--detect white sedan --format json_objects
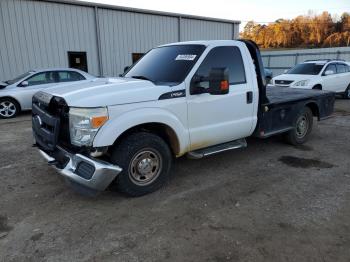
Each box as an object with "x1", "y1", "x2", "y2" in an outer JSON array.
[
  {"x1": 271, "y1": 60, "x2": 350, "y2": 99},
  {"x1": 0, "y1": 68, "x2": 95, "y2": 118}
]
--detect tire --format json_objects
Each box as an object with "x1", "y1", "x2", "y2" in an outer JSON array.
[
  {"x1": 285, "y1": 107, "x2": 313, "y2": 145},
  {"x1": 0, "y1": 98, "x2": 20, "y2": 119},
  {"x1": 343, "y1": 84, "x2": 350, "y2": 99},
  {"x1": 110, "y1": 132, "x2": 172, "y2": 197}
]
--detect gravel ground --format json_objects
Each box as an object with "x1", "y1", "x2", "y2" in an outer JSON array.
[{"x1": 0, "y1": 99, "x2": 349, "y2": 262}]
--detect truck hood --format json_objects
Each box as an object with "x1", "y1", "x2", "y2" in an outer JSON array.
[
  {"x1": 273, "y1": 74, "x2": 314, "y2": 82},
  {"x1": 45, "y1": 77, "x2": 169, "y2": 107}
]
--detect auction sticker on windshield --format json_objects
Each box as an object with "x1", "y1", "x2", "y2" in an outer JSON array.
[{"x1": 175, "y1": 54, "x2": 197, "y2": 61}]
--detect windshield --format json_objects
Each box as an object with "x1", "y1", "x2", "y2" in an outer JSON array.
[
  {"x1": 125, "y1": 45, "x2": 206, "y2": 85},
  {"x1": 287, "y1": 63, "x2": 324, "y2": 75},
  {"x1": 6, "y1": 71, "x2": 32, "y2": 85}
]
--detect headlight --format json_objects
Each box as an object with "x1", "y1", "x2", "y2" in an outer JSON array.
[
  {"x1": 293, "y1": 80, "x2": 310, "y2": 86},
  {"x1": 69, "y1": 107, "x2": 108, "y2": 146}
]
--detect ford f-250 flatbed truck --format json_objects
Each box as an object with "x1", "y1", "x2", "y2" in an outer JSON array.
[{"x1": 32, "y1": 40, "x2": 335, "y2": 196}]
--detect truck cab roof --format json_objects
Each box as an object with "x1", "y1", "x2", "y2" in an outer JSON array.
[{"x1": 160, "y1": 40, "x2": 244, "y2": 48}]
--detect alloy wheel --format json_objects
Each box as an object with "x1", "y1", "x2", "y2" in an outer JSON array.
[{"x1": 0, "y1": 101, "x2": 17, "y2": 118}]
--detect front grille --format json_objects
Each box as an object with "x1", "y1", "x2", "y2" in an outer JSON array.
[
  {"x1": 275, "y1": 80, "x2": 293, "y2": 85},
  {"x1": 49, "y1": 97, "x2": 71, "y2": 147},
  {"x1": 32, "y1": 103, "x2": 60, "y2": 151},
  {"x1": 32, "y1": 93, "x2": 70, "y2": 152}
]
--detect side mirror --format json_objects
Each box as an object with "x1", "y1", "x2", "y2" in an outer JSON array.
[
  {"x1": 324, "y1": 70, "x2": 335, "y2": 76},
  {"x1": 20, "y1": 81, "x2": 28, "y2": 87},
  {"x1": 124, "y1": 66, "x2": 130, "y2": 73},
  {"x1": 208, "y1": 68, "x2": 229, "y2": 95},
  {"x1": 283, "y1": 69, "x2": 288, "y2": 73}
]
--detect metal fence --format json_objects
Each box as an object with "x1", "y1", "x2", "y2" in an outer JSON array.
[{"x1": 261, "y1": 46, "x2": 350, "y2": 76}]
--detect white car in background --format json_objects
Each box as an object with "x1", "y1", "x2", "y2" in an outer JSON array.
[
  {"x1": 0, "y1": 68, "x2": 95, "y2": 118},
  {"x1": 271, "y1": 60, "x2": 350, "y2": 99}
]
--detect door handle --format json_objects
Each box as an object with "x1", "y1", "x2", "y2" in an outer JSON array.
[{"x1": 246, "y1": 91, "x2": 253, "y2": 104}]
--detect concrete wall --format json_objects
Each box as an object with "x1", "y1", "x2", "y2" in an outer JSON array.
[
  {"x1": 262, "y1": 46, "x2": 350, "y2": 76},
  {"x1": 0, "y1": 0, "x2": 240, "y2": 80}
]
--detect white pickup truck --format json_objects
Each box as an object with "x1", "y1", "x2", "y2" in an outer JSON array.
[{"x1": 32, "y1": 40, "x2": 335, "y2": 196}]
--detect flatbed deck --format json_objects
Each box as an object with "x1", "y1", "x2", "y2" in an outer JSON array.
[
  {"x1": 255, "y1": 86, "x2": 335, "y2": 138},
  {"x1": 265, "y1": 86, "x2": 334, "y2": 105}
]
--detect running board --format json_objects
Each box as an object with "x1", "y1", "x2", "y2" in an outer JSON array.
[{"x1": 187, "y1": 139, "x2": 247, "y2": 159}]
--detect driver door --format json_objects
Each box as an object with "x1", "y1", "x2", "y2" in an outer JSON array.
[{"x1": 187, "y1": 46, "x2": 255, "y2": 151}]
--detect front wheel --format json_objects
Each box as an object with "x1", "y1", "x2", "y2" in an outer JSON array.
[
  {"x1": 110, "y1": 132, "x2": 172, "y2": 196},
  {"x1": 285, "y1": 107, "x2": 313, "y2": 145},
  {"x1": 0, "y1": 98, "x2": 20, "y2": 119},
  {"x1": 343, "y1": 84, "x2": 350, "y2": 99}
]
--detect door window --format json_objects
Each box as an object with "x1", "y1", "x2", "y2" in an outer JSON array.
[
  {"x1": 58, "y1": 71, "x2": 85, "y2": 82},
  {"x1": 193, "y1": 46, "x2": 246, "y2": 89},
  {"x1": 26, "y1": 72, "x2": 58, "y2": 86},
  {"x1": 336, "y1": 64, "x2": 347, "y2": 74},
  {"x1": 324, "y1": 64, "x2": 336, "y2": 75}
]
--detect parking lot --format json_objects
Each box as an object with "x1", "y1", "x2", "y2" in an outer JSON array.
[{"x1": 0, "y1": 99, "x2": 349, "y2": 262}]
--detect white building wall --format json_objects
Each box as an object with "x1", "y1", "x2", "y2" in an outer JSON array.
[
  {"x1": 0, "y1": 0, "x2": 240, "y2": 80},
  {"x1": 180, "y1": 18, "x2": 234, "y2": 41},
  {"x1": 0, "y1": 0, "x2": 100, "y2": 79},
  {"x1": 98, "y1": 8, "x2": 179, "y2": 77}
]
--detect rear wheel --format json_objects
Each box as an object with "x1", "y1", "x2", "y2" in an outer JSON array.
[
  {"x1": 343, "y1": 84, "x2": 350, "y2": 99},
  {"x1": 110, "y1": 132, "x2": 172, "y2": 196},
  {"x1": 285, "y1": 107, "x2": 313, "y2": 145},
  {"x1": 0, "y1": 98, "x2": 20, "y2": 119}
]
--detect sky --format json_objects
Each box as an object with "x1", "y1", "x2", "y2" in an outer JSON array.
[{"x1": 76, "y1": 0, "x2": 350, "y2": 30}]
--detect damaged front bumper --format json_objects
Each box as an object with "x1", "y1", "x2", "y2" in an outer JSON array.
[{"x1": 38, "y1": 146, "x2": 122, "y2": 192}]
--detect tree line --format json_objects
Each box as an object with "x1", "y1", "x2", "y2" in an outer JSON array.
[{"x1": 240, "y1": 12, "x2": 350, "y2": 49}]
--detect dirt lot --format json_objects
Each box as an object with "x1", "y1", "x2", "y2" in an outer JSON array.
[{"x1": 0, "y1": 99, "x2": 350, "y2": 262}]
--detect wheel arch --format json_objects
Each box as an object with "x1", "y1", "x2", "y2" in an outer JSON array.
[
  {"x1": 305, "y1": 101, "x2": 320, "y2": 120},
  {"x1": 93, "y1": 108, "x2": 189, "y2": 157},
  {"x1": 112, "y1": 122, "x2": 181, "y2": 157},
  {"x1": 312, "y1": 84, "x2": 322, "y2": 90},
  {"x1": 0, "y1": 96, "x2": 22, "y2": 111}
]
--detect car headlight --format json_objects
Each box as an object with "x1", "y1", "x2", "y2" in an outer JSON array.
[
  {"x1": 293, "y1": 80, "x2": 310, "y2": 86},
  {"x1": 69, "y1": 107, "x2": 108, "y2": 147}
]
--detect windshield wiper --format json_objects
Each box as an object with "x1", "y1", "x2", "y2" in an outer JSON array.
[{"x1": 131, "y1": 75, "x2": 153, "y2": 82}]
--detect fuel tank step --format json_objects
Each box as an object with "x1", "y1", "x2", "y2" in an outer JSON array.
[{"x1": 187, "y1": 138, "x2": 247, "y2": 159}]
